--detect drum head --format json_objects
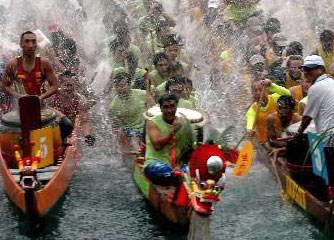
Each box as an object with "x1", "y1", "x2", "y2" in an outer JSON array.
[
  {"x1": 286, "y1": 121, "x2": 316, "y2": 135},
  {"x1": 2, "y1": 109, "x2": 57, "y2": 128}
]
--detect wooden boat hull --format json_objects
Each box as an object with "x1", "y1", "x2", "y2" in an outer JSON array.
[
  {"x1": 257, "y1": 145, "x2": 334, "y2": 229},
  {"x1": 0, "y1": 124, "x2": 81, "y2": 217},
  {"x1": 133, "y1": 163, "x2": 191, "y2": 225}
]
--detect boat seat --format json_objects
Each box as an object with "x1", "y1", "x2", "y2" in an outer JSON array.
[{"x1": 10, "y1": 165, "x2": 59, "y2": 182}]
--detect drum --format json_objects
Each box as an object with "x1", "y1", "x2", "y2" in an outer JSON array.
[
  {"x1": 0, "y1": 109, "x2": 62, "y2": 168},
  {"x1": 145, "y1": 106, "x2": 207, "y2": 142}
]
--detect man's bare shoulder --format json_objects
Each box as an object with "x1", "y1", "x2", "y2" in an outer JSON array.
[
  {"x1": 40, "y1": 57, "x2": 56, "y2": 73},
  {"x1": 40, "y1": 57, "x2": 52, "y2": 66}
]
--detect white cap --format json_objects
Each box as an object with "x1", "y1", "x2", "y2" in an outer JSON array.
[{"x1": 303, "y1": 55, "x2": 325, "y2": 69}]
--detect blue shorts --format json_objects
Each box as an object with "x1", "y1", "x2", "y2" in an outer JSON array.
[{"x1": 144, "y1": 161, "x2": 188, "y2": 186}]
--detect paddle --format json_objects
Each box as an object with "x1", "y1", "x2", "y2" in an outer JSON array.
[
  {"x1": 268, "y1": 147, "x2": 289, "y2": 200},
  {"x1": 232, "y1": 140, "x2": 254, "y2": 177},
  {"x1": 232, "y1": 85, "x2": 265, "y2": 177}
]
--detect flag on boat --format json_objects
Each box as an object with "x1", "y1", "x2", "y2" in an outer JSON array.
[{"x1": 307, "y1": 132, "x2": 329, "y2": 185}]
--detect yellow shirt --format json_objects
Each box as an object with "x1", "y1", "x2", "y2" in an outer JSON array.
[
  {"x1": 316, "y1": 43, "x2": 334, "y2": 71},
  {"x1": 246, "y1": 83, "x2": 291, "y2": 143}
]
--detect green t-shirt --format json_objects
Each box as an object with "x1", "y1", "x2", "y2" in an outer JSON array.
[
  {"x1": 109, "y1": 43, "x2": 142, "y2": 68},
  {"x1": 178, "y1": 97, "x2": 197, "y2": 110},
  {"x1": 135, "y1": 2, "x2": 148, "y2": 18},
  {"x1": 149, "y1": 69, "x2": 168, "y2": 87},
  {"x1": 155, "y1": 81, "x2": 167, "y2": 96},
  {"x1": 139, "y1": 15, "x2": 169, "y2": 37},
  {"x1": 226, "y1": 3, "x2": 260, "y2": 21},
  {"x1": 109, "y1": 89, "x2": 148, "y2": 130},
  {"x1": 134, "y1": 68, "x2": 146, "y2": 81},
  {"x1": 145, "y1": 115, "x2": 193, "y2": 166}
]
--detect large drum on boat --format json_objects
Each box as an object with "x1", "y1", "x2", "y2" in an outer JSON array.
[
  {"x1": 285, "y1": 121, "x2": 316, "y2": 179},
  {"x1": 0, "y1": 109, "x2": 62, "y2": 168},
  {"x1": 144, "y1": 106, "x2": 207, "y2": 142}
]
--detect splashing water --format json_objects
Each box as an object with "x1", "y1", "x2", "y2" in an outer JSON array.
[{"x1": 0, "y1": 0, "x2": 334, "y2": 239}]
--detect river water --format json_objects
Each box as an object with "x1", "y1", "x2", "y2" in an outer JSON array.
[
  {"x1": 0, "y1": 131, "x2": 331, "y2": 240},
  {"x1": 0, "y1": 0, "x2": 334, "y2": 239}
]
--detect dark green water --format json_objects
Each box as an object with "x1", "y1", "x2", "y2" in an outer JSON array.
[{"x1": 0, "y1": 133, "x2": 331, "y2": 239}]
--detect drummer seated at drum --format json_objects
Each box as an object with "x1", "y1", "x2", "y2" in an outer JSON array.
[
  {"x1": 267, "y1": 95, "x2": 301, "y2": 148},
  {"x1": 144, "y1": 93, "x2": 193, "y2": 186}
]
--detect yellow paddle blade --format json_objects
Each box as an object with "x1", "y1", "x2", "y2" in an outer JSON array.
[{"x1": 232, "y1": 140, "x2": 254, "y2": 177}]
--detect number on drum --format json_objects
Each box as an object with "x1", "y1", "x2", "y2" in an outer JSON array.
[{"x1": 40, "y1": 136, "x2": 48, "y2": 159}]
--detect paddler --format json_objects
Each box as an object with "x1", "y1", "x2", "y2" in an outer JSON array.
[
  {"x1": 154, "y1": 61, "x2": 185, "y2": 97},
  {"x1": 314, "y1": 30, "x2": 334, "y2": 72},
  {"x1": 144, "y1": 93, "x2": 193, "y2": 186},
  {"x1": 296, "y1": 55, "x2": 334, "y2": 199},
  {"x1": 52, "y1": 71, "x2": 94, "y2": 146},
  {"x1": 288, "y1": 65, "x2": 312, "y2": 115},
  {"x1": 135, "y1": 0, "x2": 155, "y2": 19},
  {"x1": 138, "y1": 1, "x2": 176, "y2": 37},
  {"x1": 267, "y1": 33, "x2": 288, "y2": 86},
  {"x1": 149, "y1": 52, "x2": 170, "y2": 87},
  {"x1": 165, "y1": 77, "x2": 197, "y2": 109},
  {"x1": 223, "y1": 0, "x2": 262, "y2": 24},
  {"x1": 284, "y1": 55, "x2": 304, "y2": 89},
  {"x1": 248, "y1": 54, "x2": 267, "y2": 81},
  {"x1": 246, "y1": 79, "x2": 291, "y2": 143},
  {"x1": 297, "y1": 55, "x2": 334, "y2": 135},
  {"x1": 1, "y1": 31, "x2": 73, "y2": 141},
  {"x1": 267, "y1": 95, "x2": 301, "y2": 148},
  {"x1": 163, "y1": 34, "x2": 189, "y2": 72},
  {"x1": 108, "y1": 68, "x2": 155, "y2": 147},
  {"x1": 145, "y1": 19, "x2": 175, "y2": 55}
]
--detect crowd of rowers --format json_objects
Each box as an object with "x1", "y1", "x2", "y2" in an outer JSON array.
[{"x1": 0, "y1": 0, "x2": 333, "y2": 184}]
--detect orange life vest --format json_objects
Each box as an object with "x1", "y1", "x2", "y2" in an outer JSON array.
[
  {"x1": 16, "y1": 57, "x2": 43, "y2": 95},
  {"x1": 253, "y1": 95, "x2": 277, "y2": 143},
  {"x1": 289, "y1": 85, "x2": 303, "y2": 103},
  {"x1": 289, "y1": 85, "x2": 303, "y2": 112},
  {"x1": 285, "y1": 72, "x2": 301, "y2": 89}
]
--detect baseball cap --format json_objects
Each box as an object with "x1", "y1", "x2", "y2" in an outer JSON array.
[{"x1": 302, "y1": 55, "x2": 325, "y2": 69}]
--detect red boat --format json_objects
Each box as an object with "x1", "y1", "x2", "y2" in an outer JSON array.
[{"x1": 0, "y1": 96, "x2": 82, "y2": 218}]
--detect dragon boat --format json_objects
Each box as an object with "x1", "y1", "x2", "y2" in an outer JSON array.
[
  {"x1": 0, "y1": 96, "x2": 81, "y2": 219},
  {"x1": 133, "y1": 106, "x2": 238, "y2": 225},
  {"x1": 257, "y1": 122, "x2": 334, "y2": 230}
]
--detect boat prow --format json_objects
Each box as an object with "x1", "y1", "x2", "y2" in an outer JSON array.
[{"x1": 0, "y1": 96, "x2": 82, "y2": 218}]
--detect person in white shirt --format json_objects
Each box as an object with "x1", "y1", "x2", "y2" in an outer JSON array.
[{"x1": 298, "y1": 55, "x2": 334, "y2": 135}]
